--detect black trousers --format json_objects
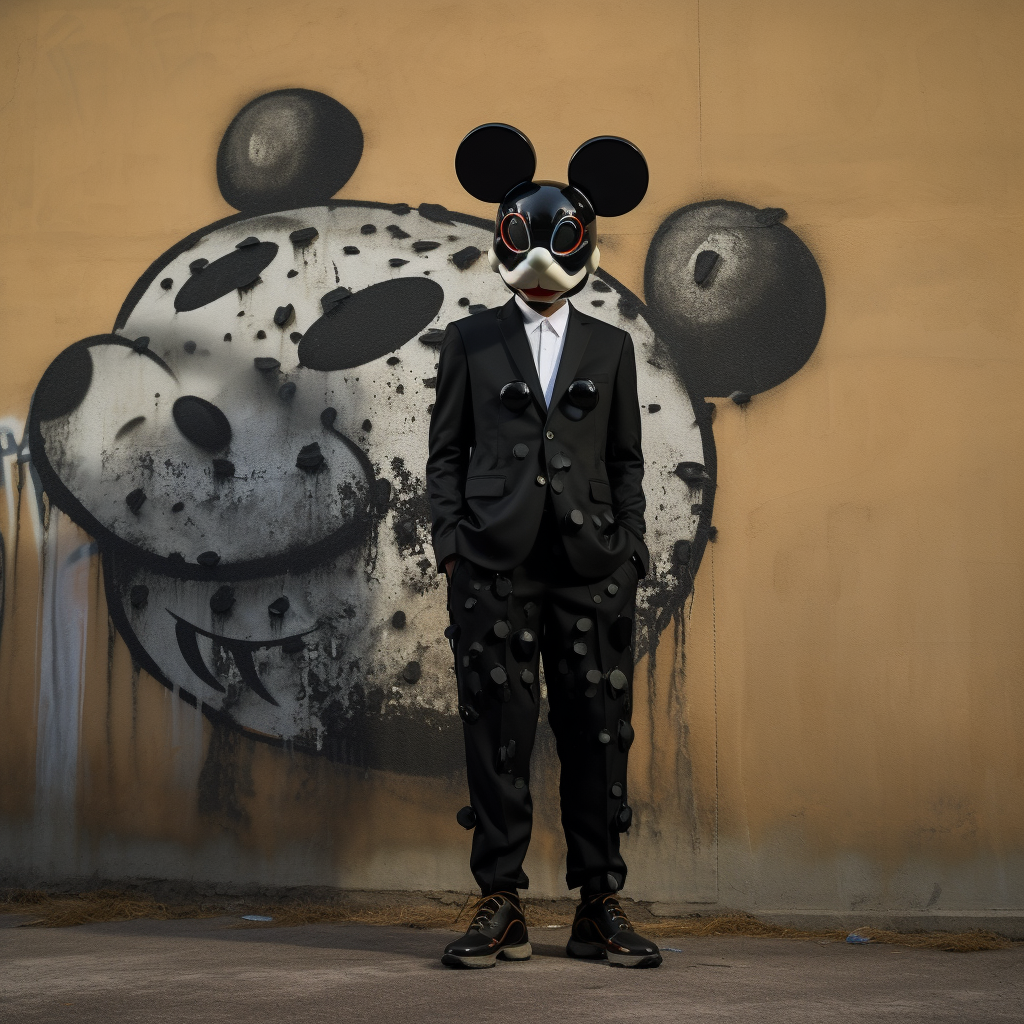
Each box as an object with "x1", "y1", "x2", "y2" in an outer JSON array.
[{"x1": 446, "y1": 509, "x2": 639, "y2": 896}]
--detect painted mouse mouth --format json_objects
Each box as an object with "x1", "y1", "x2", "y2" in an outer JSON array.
[
  {"x1": 170, "y1": 611, "x2": 316, "y2": 707},
  {"x1": 521, "y1": 286, "x2": 560, "y2": 298}
]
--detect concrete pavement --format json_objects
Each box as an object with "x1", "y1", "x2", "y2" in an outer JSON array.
[{"x1": 1, "y1": 914, "x2": 1021, "y2": 1023}]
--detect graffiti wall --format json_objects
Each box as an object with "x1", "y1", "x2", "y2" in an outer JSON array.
[{"x1": 1, "y1": 0, "x2": 1022, "y2": 914}]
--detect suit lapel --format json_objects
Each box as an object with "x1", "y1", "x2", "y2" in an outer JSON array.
[
  {"x1": 498, "y1": 298, "x2": 548, "y2": 415},
  {"x1": 546, "y1": 306, "x2": 592, "y2": 421}
]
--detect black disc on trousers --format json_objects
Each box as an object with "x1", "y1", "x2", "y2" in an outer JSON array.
[
  {"x1": 618, "y1": 720, "x2": 635, "y2": 751},
  {"x1": 511, "y1": 629, "x2": 537, "y2": 661}
]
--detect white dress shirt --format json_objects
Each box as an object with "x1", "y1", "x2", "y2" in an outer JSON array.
[{"x1": 515, "y1": 295, "x2": 571, "y2": 408}]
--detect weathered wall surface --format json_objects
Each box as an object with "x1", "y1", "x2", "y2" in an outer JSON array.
[{"x1": 1, "y1": 0, "x2": 1021, "y2": 917}]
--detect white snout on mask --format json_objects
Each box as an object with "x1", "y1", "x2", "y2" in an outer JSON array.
[{"x1": 488, "y1": 245, "x2": 601, "y2": 292}]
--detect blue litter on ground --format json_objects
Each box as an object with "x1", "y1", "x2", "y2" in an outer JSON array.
[
  {"x1": 661, "y1": 947, "x2": 684, "y2": 952},
  {"x1": 845, "y1": 933, "x2": 871, "y2": 944},
  {"x1": 242, "y1": 915, "x2": 274, "y2": 922}
]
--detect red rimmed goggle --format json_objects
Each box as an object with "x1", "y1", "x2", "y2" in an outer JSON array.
[
  {"x1": 550, "y1": 216, "x2": 585, "y2": 256},
  {"x1": 499, "y1": 213, "x2": 586, "y2": 257},
  {"x1": 500, "y1": 212, "x2": 530, "y2": 253}
]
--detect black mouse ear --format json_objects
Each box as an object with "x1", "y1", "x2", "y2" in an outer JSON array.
[
  {"x1": 567, "y1": 136, "x2": 649, "y2": 217},
  {"x1": 217, "y1": 89, "x2": 363, "y2": 214},
  {"x1": 455, "y1": 124, "x2": 536, "y2": 203}
]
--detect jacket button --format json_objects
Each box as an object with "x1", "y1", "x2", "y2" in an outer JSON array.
[
  {"x1": 512, "y1": 443, "x2": 529, "y2": 459},
  {"x1": 545, "y1": 430, "x2": 554, "y2": 440},
  {"x1": 550, "y1": 479, "x2": 563, "y2": 494},
  {"x1": 536, "y1": 475, "x2": 547, "y2": 486},
  {"x1": 564, "y1": 509, "x2": 584, "y2": 531}
]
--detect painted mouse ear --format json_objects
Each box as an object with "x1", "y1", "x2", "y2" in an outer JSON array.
[
  {"x1": 455, "y1": 124, "x2": 536, "y2": 203},
  {"x1": 568, "y1": 136, "x2": 649, "y2": 217}
]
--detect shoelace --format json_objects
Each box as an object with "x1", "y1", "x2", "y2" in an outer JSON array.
[
  {"x1": 469, "y1": 892, "x2": 517, "y2": 931},
  {"x1": 587, "y1": 893, "x2": 633, "y2": 932}
]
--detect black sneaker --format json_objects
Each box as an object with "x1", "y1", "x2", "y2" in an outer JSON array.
[
  {"x1": 441, "y1": 891, "x2": 532, "y2": 969},
  {"x1": 566, "y1": 893, "x2": 663, "y2": 968}
]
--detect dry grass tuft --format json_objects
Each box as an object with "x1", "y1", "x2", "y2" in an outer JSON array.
[
  {"x1": 235, "y1": 898, "x2": 467, "y2": 930},
  {"x1": 0, "y1": 889, "x2": 473, "y2": 931},
  {"x1": 1, "y1": 890, "x2": 223, "y2": 929},
  {"x1": 635, "y1": 914, "x2": 1014, "y2": 952},
  {"x1": 0, "y1": 889, "x2": 1014, "y2": 952}
]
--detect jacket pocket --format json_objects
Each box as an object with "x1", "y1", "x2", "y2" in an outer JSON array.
[
  {"x1": 466, "y1": 475, "x2": 505, "y2": 498},
  {"x1": 590, "y1": 479, "x2": 612, "y2": 504}
]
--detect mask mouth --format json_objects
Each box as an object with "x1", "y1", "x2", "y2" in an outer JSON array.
[
  {"x1": 497, "y1": 246, "x2": 587, "y2": 293},
  {"x1": 520, "y1": 285, "x2": 561, "y2": 299}
]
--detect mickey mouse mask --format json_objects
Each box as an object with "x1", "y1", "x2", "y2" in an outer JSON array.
[{"x1": 455, "y1": 123, "x2": 648, "y2": 306}]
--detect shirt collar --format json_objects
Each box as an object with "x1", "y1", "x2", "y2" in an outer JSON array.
[{"x1": 515, "y1": 295, "x2": 571, "y2": 335}]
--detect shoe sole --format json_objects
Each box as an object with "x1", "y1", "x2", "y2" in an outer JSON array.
[
  {"x1": 441, "y1": 942, "x2": 533, "y2": 969},
  {"x1": 566, "y1": 938, "x2": 663, "y2": 969}
]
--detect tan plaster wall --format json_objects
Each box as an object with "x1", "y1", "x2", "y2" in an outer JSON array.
[{"x1": 1, "y1": 0, "x2": 1022, "y2": 910}]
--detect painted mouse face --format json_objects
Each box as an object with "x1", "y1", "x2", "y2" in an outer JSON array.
[{"x1": 455, "y1": 123, "x2": 648, "y2": 306}]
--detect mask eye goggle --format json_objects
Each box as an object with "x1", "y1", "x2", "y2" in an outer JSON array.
[
  {"x1": 499, "y1": 212, "x2": 530, "y2": 254},
  {"x1": 550, "y1": 216, "x2": 585, "y2": 257}
]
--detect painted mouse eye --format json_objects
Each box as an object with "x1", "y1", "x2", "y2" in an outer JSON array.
[
  {"x1": 500, "y1": 213, "x2": 530, "y2": 253},
  {"x1": 551, "y1": 216, "x2": 584, "y2": 256}
]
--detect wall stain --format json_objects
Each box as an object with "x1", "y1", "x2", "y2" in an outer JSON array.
[{"x1": 197, "y1": 726, "x2": 256, "y2": 829}]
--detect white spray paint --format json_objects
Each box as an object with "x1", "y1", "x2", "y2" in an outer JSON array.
[
  {"x1": 0, "y1": 417, "x2": 46, "y2": 557},
  {"x1": 32, "y1": 510, "x2": 95, "y2": 867}
]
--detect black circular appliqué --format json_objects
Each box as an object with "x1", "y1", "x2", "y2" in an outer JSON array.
[
  {"x1": 217, "y1": 89, "x2": 364, "y2": 214},
  {"x1": 566, "y1": 378, "x2": 599, "y2": 411},
  {"x1": 298, "y1": 278, "x2": 444, "y2": 371},
  {"x1": 500, "y1": 381, "x2": 532, "y2": 413}
]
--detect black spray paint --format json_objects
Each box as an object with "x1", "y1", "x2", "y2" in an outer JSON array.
[
  {"x1": 644, "y1": 200, "x2": 825, "y2": 398},
  {"x1": 217, "y1": 90, "x2": 363, "y2": 215}
]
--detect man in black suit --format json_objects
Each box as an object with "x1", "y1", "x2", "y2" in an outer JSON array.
[{"x1": 427, "y1": 125, "x2": 662, "y2": 969}]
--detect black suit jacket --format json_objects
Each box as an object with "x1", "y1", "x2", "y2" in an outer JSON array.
[{"x1": 427, "y1": 298, "x2": 648, "y2": 579}]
